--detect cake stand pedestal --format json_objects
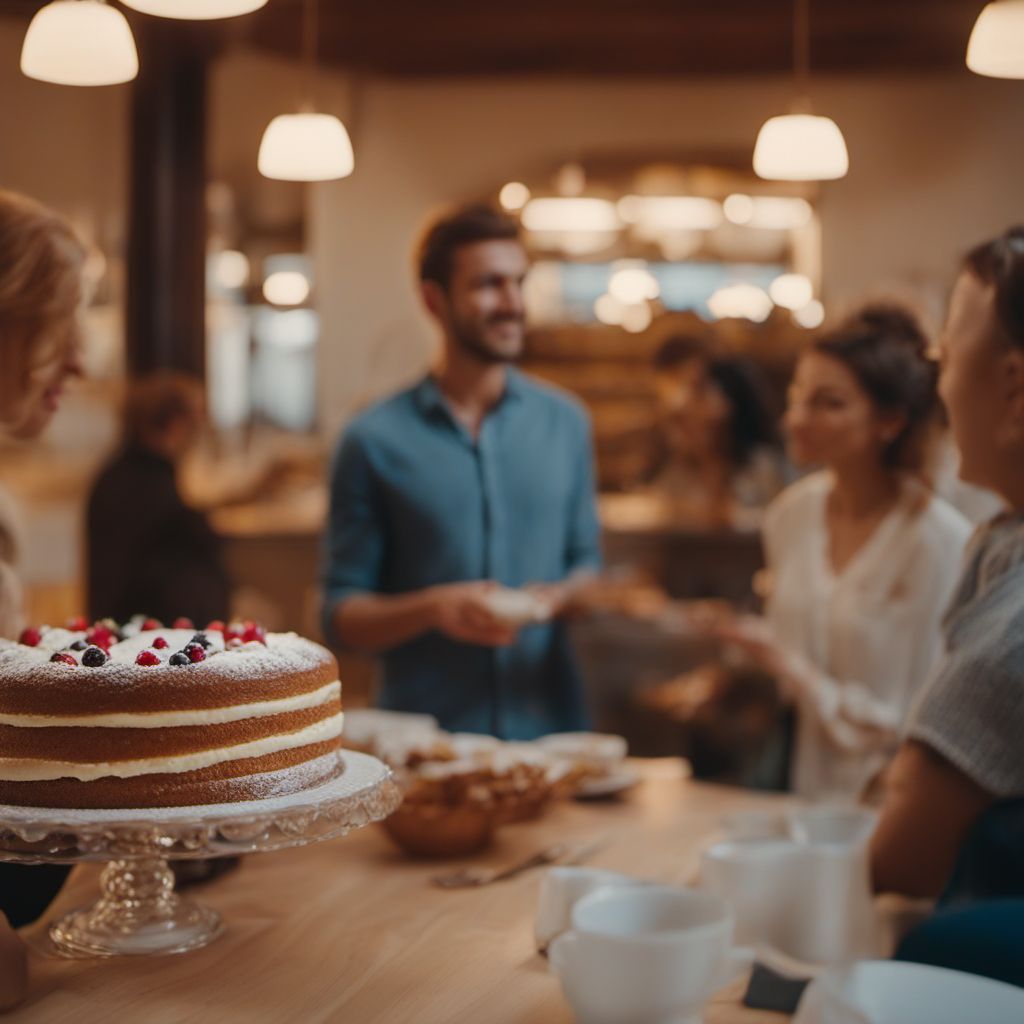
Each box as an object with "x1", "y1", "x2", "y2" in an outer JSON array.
[{"x1": 0, "y1": 751, "x2": 401, "y2": 958}]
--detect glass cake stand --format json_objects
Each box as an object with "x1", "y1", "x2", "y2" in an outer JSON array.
[{"x1": 0, "y1": 751, "x2": 401, "y2": 958}]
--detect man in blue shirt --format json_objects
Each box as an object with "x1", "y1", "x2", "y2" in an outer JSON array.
[{"x1": 321, "y1": 204, "x2": 601, "y2": 739}]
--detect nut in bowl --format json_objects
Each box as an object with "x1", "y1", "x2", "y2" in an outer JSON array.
[{"x1": 488, "y1": 744, "x2": 562, "y2": 824}]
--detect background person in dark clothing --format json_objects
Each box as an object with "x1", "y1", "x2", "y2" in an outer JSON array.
[{"x1": 87, "y1": 373, "x2": 230, "y2": 627}]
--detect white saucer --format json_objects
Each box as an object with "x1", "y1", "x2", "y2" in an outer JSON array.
[{"x1": 572, "y1": 767, "x2": 640, "y2": 799}]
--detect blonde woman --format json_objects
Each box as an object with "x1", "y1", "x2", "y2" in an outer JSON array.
[
  {"x1": 0, "y1": 188, "x2": 86, "y2": 1008},
  {"x1": 0, "y1": 188, "x2": 85, "y2": 637}
]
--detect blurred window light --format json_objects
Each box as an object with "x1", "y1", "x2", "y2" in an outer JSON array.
[
  {"x1": 707, "y1": 283, "x2": 774, "y2": 323},
  {"x1": 522, "y1": 197, "x2": 621, "y2": 233},
  {"x1": 608, "y1": 263, "x2": 660, "y2": 304},
  {"x1": 556, "y1": 162, "x2": 587, "y2": 197},
  {"x1": 621, "y1": 302, "x2": 653, "y2": 334},
  {"x1": 263, "y1": 271, "x2": 311, "y2": 307},
  {"x1": 211, "y1": 250, "x2": 250, "y2": 292},
  {"x1": 723, "y1": 193, "x2": 755, "y2": 225},
  {"x1": 769, "y1": 272, "x2": 814, "y2": 310},
  {"x1": 594, "y1": 293, "x2": 626, "y2": 326},
  {"x1": 725, "y1": 195, "x2": 813, "y2": 230},
  {"x1": 618, "y1": 195, "x2": 722, "y2": 231},
  {"x1": 499, "y1": 181, "x2": 531, "y2": 211},
  {"x1": 794, "y1": 299, "x2": 825, "y2": 328}
]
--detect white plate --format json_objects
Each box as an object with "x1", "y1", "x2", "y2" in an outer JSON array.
[
  {"x1": 795, "y1": 960, "x2": 1024, "y2": 1024},
  {"x1": 572, "y1": 767, "x2": 640, "y2": 799}
]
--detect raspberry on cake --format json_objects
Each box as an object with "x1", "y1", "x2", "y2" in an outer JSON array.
[{"x1": 0, "y1": 619, "x2": 344, "y2": 809}]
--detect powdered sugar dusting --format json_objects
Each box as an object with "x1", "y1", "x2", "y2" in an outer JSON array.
[
  {"x1": 0, "y1": 630, "x2": 333, "y2": 691},
  {"x1": 0, "y1": 751, "x2": 393, "y2": 825}
]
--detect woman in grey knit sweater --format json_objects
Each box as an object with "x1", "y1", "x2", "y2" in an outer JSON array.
[{"x1": 871, "y1": 227, "x2": 1024, "y2": 902}]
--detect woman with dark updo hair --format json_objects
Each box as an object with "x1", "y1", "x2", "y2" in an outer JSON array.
[{"x1": 710, "y1": 304, "x2": 971, "y2": 799}]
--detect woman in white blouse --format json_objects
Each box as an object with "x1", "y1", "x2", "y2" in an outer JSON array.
[{"x1": 713, "y1": 306, "x2": 971, "y2": 801}]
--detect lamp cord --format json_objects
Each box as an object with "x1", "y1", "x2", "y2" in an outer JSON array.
[
  {"x1": 303, "y1": 0, "x2": 317, "y2": 111},
  {"x1": 794, "y1": 0, "x2": 810, "y2": 101}
]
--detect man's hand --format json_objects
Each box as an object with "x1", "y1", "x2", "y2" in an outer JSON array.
[{"x1": 427, "y1": 581, "x2": 518, "y2": 646}]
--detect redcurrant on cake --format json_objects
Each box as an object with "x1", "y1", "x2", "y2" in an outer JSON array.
[{"x1": 0, "y1": 617, "x2": 344, "y2": 809}]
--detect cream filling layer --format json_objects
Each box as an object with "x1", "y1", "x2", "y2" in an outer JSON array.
[
  {"x1": 0, "y1": 712, "x2": 344, "y2": 782},
  {"x1": 0, "y1": 681, "x2": 341, "y2": 729}
]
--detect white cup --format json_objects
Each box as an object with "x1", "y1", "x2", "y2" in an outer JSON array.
[
  {"x1": 535, "y1": 866, "x2": 640, "y2": 953},
  {"x1": 787, "y1": 806, "x2": 877, "y2": 847},
  {"x1": 549, "y1": 885, "x2": 751, "y2": 1024},
  {"x1": 699, "y1": 838, "x2": 800, "y2": 948},
  {"x1": 785, "y1": 807, "x2": 879, "y2": 966}
]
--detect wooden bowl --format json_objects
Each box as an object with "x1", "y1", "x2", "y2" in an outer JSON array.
[{"x1": 381, "y1": 801, "x2": 497, "y2": 858}]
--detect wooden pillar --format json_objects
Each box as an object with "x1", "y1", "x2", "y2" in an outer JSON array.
[{"x1": 125, "y1": 18, "x2": 209, "y2": 379}]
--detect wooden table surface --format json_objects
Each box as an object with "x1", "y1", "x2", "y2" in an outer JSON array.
[{"x1": 13, "y1": 760, "x2": 794, "y2": 1024}]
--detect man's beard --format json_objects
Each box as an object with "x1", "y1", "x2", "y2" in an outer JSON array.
[{"x1": 451, "y1": 313, "x2": 525, "y2": 365}]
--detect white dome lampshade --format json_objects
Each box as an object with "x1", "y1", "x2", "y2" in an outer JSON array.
[
  {"x1": 258, "y1": 113, "x2": 355, "y2": 182},
  {"x1": 753, "y1": 113, "x2": 849, "y2": 181},
  {"x1": 121, "y1": 0, "x2": 269, "y2": 19},
  {"x1": 21, "y1": 0, "x2": 138, "y2": 86},
  {"x1": 967, "y1": 1, "x2": 1024, "y2": 78}
]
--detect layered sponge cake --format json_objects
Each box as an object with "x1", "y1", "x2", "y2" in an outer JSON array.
[{"x1": 0, "y1": 619, "x2": 344, "y2": 809}]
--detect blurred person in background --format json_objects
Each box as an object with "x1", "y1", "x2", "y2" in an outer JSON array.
[
  {"x1": 0, "y1": 186, "x2": 87, "y2": 1002},
  {"x1": 705, "y1": 305, "x2": 971, "y2": 801},
  {"x1": 322, "y1": 204, "x2": 600, "y2": 738},
  {"x1": 647, "y1": 336, "x2": 787, "y2": 528},
  {"x1": 86, "y1": 373, "x2": 230, "y2": 627}
]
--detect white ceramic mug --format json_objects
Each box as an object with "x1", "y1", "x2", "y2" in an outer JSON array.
[
  {"x1": 535, "y1": 866, "x2": 641, "y2": 953},
  {"x1": 699, "y1": 838, "x2": 800, "y2": 948},
  {"x1": 549, "y1": 885, "x2": 751, "y2": 1024},
  {"x1": 701, "y1": 807, "x2": 881, "y2": 965}
]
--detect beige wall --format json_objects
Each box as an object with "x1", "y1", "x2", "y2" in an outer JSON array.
[
  {"x1": 0, "y1": 18, "x2": 128, "y2": 257},
  {"x1": 311, "y1": 72, "x2": 1024, "y2": 442}
]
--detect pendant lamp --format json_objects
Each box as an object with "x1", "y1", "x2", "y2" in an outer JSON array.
[
  {"x1": 967, "y1": 1, "x2": 1024, "y2": 78},
  {"x1": 21, "y1": 0, "x2": 138, "y2": 86},
  {"x1": 753, "y1": 0, "x2": 848, "y2": 181},
  {"x1": 121, "y1": 0, "x2": 268, "y2": 18},
  {"x1": 258, "y1": 0, "x2": 354, "y2": 182}
]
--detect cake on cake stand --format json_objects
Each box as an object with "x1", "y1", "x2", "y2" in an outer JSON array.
[{"x1": 0, "y1": 751, "x2": 401, "y2": 958}]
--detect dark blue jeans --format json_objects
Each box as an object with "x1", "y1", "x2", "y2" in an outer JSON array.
[
  {"x1": 896, "y1": 900, "x2": 1024, "y2": 988},
  {"x1": 895, "y1": 799, "x2": 1024, "y2": 988}
]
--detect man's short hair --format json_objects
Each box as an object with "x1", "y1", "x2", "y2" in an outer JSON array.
[{"x1": 417, "y1": 204, "x2": 521, "y2": 289}]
